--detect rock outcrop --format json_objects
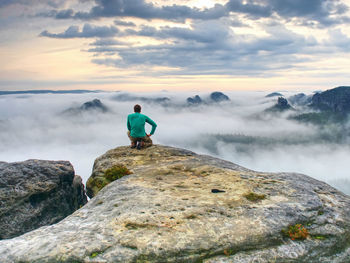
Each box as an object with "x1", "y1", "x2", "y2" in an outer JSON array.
[
  {"x1": 265, "y1": 92, "x2": 283, "y2": 98},
  {"x1": 311, "y1": 86, "x2": 350, "y2": 115},
  {"x1": 1, "y1": 145, "x2": 350, "y2": 262},
  {"x1": 80, "y1": 99, "x2": 108, "y2": 112},
  {"x1": 186, "y1": 92, "x2": 229, "y2": 106},
  {"x1": 210, "y1": 91, "x2": 230, "y2": 102},
  {"x1": 291, "y1": 87, "x2": 350, "y2": 125},
  {"x1": 186, "y1": 95, "x2": 203, "y2": 105},
  {"x1": 266, "y1": 97, "x2": 294, "y2": 112},
  {"x1": 0, "y1": 160, "x2": 87, "y2": 240},
  {"x1": 63, "y1": 99, "x2": 109, "y2": 115},
  {"x1": 288, "y1": 93, "x2": 312, "y2": 106}
]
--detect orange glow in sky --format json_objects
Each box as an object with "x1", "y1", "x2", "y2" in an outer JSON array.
[{"x1": 0, "y1": 0, "x2": 350, "y2": 92}]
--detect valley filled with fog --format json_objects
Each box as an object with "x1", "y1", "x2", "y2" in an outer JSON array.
[{"x1": 1, "y1": 90, "x2": 349, "y2": 195}]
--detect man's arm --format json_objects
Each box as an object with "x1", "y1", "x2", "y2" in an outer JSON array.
[
  {"x1": 145, "y1": 116, "x2": 157, "y2": 135},
  {"x1": 127, "y1": 115, "x2": 131, "y2": 131}
]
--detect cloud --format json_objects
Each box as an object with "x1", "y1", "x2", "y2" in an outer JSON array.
[
  {"x1": 114, "y1": 20, "x2": 136, "y2": 27},
  {"x1": 0, "y1": 0, "x2": 70, "y2": 8},
  {"x1": 40, "y1": 23, "x2": 119, "y2": 38},
  {"x1": 89, "y1": 21, "x2": 313, "y2": 75},
  {"x1": 87, "y1": 46, "x2": 119, "y2": 53},
  {"x1": 225, "y1": 0, "x2": 272, "y2": 18},
  {"x1": 37, "y1": 0, "x2": 228, "y2": 21},
  {"x1": 226, "y1": 0, "x2": 350, "y2": 26},
  {"x1": 37, "y1": 0, "x2": 350, "y2": 26},
  {"x1": 53, "y1": 8, "x2": 75, "y2": 19},
  {"x1": 270, "y1": 0, "x2": 346, "y2": 17},
  {"x1": 0, "y1": 0, "x2": 24, "y2": 8},
  {"x1": 267, "y1": 0, "x2": 349, "y2": 26},
  {"x1": 90, "y1": 38, "x2": 128, "y2": 46},
  {"x1": 1, "y1": 91, "x2": 350, "y2": 196},
  {"x1": 38, "y1": 13, "x2": 348, "y2": 77},
  {"x1": 327, "y1": 28, "x2": 350, "y2": 51}
]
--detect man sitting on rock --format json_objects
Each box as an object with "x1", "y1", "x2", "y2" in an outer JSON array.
[{"x1": 127, "y1": 104, "x2": 157, "y2": 150}]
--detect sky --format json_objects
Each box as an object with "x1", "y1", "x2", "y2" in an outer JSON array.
[{"x1": 1, "y1": 0, "x2": 350, "y2": 91}]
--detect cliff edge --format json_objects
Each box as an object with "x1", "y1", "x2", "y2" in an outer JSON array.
[
  {"x1": 0, "y1": 145, "x2": 349, "y2": 262},
  {"x1": 0, "y1": 160, "x2": 87, "y2": 240}
]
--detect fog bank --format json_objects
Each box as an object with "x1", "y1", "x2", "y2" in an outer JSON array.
[{"x1": 0, "y1": 91, "x2": 349, "y2": 195}]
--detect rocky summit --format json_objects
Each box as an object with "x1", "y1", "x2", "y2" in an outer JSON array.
[
  {"x1": 265, "y1": 97, "x2": 294, "y2": 112},
  {"x1": 63, "y1": 99, "x2": 109, "y2": 115},
  {"x1": 210, "y1": 91, "x2": 230, "y2": 102},
  {"x1": 0, "y1": 160, "x2": 87, "y2": 240},
  {"x1": 187, "y1": 95, "x2": 203, "y2": 105},
  {"x1": 311, "y1": 86, "x2": 350, "y2": 115},
  {"x1": 265, "y1": 92, "x2": 283, "y2": 98},
  {"x1": 1, "y1": 145, "x2": 350, "y2": 262}
]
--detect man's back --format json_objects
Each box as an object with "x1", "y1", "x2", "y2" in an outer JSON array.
[{"x1": 127, "y1": 112, "x2": 157, "y2": 138}]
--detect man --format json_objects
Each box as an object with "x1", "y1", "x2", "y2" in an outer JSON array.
[{"x1": 127, "y1": 104, "x2": 157, "y2": 149}]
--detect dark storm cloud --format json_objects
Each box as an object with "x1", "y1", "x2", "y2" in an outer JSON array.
[{"x1": 40, "y1": 23, "x2": 119, "y2": 38}]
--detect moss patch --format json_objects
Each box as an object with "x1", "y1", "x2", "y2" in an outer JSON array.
[
  {"x1": 223, "y1": 248, "x2": 235, "y2": 256},
  {"x1": 86, "y1": 165, "x2": 132, "y2": 198},
  {"x1": 318, "y1": 210, "x2": 324, "y2": 216},
  {"x1": 312, "y1": 235, "x2": 327, "y2": 240},
  {"x1": 244, "y1": 192, "x2": 266, "y2": 202},
  {"x1": 90, "y1": 251, "x2": 104, "y2": 258},
  {"x1": 105, "y1": 165, "x2": 132, "y2": 181}
]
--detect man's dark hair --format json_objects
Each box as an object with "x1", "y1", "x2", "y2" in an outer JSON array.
[{"x1": 134, "y1": 104, "x2": 141, "y2": 113}]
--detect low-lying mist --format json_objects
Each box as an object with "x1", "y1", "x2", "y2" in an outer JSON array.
[{"x1": 0, "y1": 90, "x2": 349, "y2": 195}]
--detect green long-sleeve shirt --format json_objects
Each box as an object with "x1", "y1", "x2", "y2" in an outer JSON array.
[{"x1": 127, "y1": 112, "x2": 157, "y2": 138}]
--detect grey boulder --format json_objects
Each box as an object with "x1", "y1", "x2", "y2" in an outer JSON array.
[{"x1": 0, "y1": 159, "x2": 87, "y2": 239}]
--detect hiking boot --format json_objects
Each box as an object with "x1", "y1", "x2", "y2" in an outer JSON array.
[
  {"x1": 131, "y1": 142, "x2": 136, "y2": 149},
  {"x1": 136, "y1": 141, "x2": 144, "y2": 150}
]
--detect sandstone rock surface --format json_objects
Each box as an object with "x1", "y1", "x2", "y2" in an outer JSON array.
[
  {"x1": 0, "y1": 159, "x2": 87, "y2": 239},
  {"x1": 1, "y1": 145, "x2": 350, "y2": 262}
]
